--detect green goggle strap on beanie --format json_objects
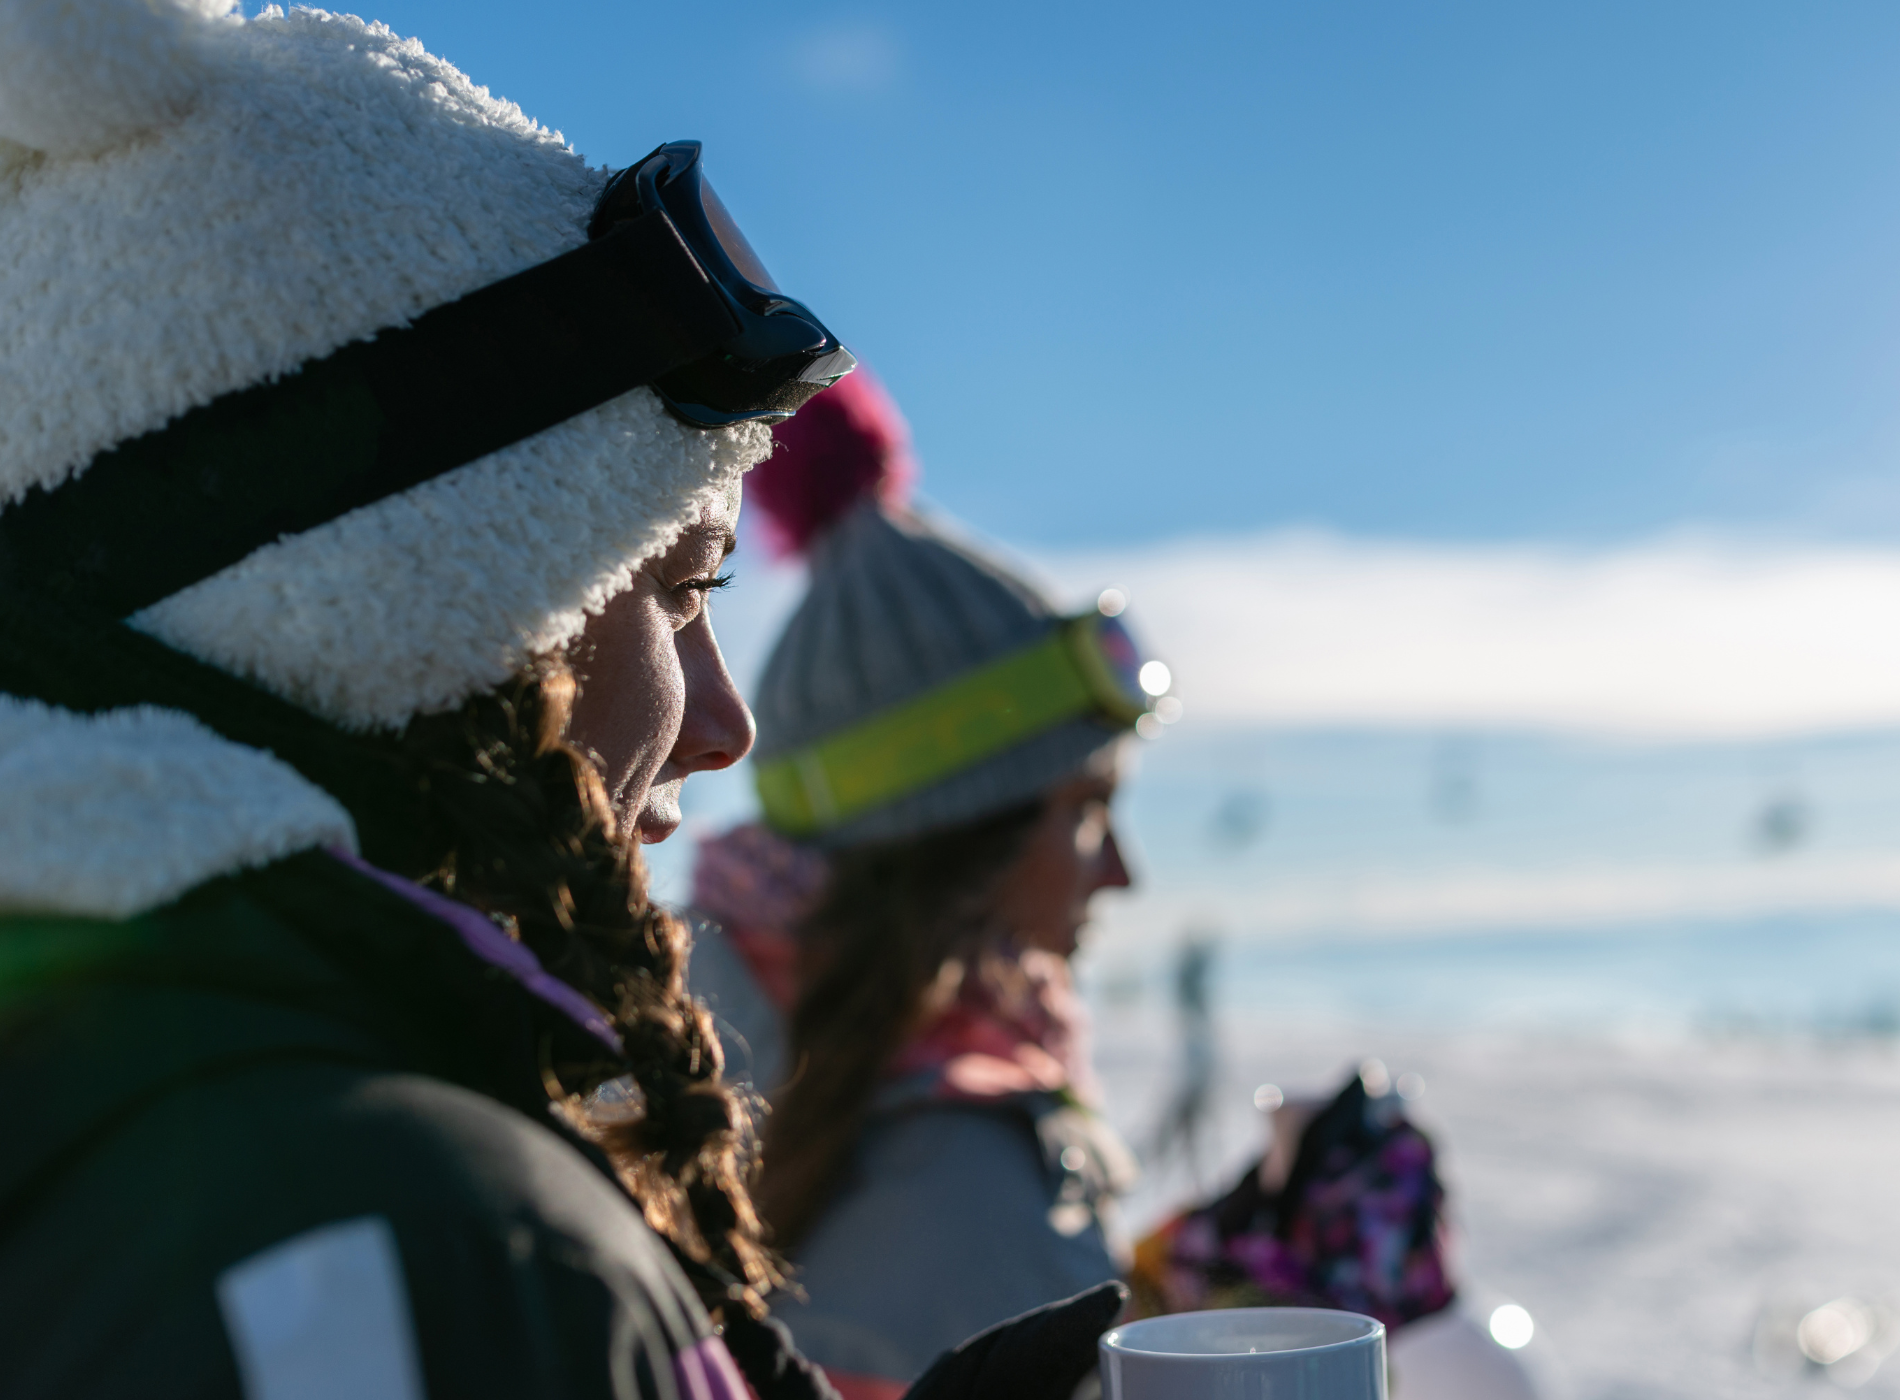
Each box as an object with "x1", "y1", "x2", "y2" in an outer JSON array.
[{"x1": 754, "y1": 610, "x2": 1162, "y2": 836}]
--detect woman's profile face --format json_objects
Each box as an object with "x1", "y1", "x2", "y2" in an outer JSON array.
[
  {"x1": 565, "y1": 492, "x2": 755, "y2": 844},
  {"x1": 989, "y1": 766, "x2": 1133, "y2": 958}
]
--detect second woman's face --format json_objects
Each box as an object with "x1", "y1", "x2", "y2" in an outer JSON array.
[
  {"x1": 565, "y1": 493, "x2": 756, "y2": 844},
  {"x1": 989, "y1": 767, "x2": 1133, "y2": 959}
]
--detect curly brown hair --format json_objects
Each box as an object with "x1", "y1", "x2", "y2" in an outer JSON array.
[
  {"x1": 0, "y1": 587, "x2": 776, "y2": 1311},
  {"x1": 396, "y1": 657, "x2": 780, "y2": 1312}
]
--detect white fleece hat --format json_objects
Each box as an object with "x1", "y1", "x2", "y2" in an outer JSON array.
[{"x1": 0, "y1": 0, "x2": 773, "y2": 730}]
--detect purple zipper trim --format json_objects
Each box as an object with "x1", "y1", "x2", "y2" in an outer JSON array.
[
  {"x1": 325, "y1": 846, "x2": 623, "y2": 1055},
  {"x1": 673, "y1": 1337, "x2": 750, "y2": 1400}
]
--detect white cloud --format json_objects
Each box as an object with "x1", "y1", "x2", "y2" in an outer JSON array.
[{"x1": 1032, "y1": 530, "x2": 1900, "y2": 739}]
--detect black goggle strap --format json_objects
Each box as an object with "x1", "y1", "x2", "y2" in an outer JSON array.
[{"x1": 0, "y1": 208, "x2": 740, "y2": 619}]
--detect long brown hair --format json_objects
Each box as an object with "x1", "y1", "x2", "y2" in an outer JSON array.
[
  {"x1": 756, "y1": 802, "x2": 1043, "y2": 1249},
  {"x1": 397, "y1": 658, "x2": 777, "y2": 1311}
]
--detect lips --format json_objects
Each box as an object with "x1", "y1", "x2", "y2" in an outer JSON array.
[
  {"x1": 635, "y1": 778, "x2": 686, "y2": 844},
  {"x1": 638, "y1": 817, "x2": 681, "y2": 844}
]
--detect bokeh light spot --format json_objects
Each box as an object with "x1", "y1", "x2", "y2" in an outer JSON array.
[{"x1": 1490, "y1": 1304, "x2": 1535, "y2": 1350}]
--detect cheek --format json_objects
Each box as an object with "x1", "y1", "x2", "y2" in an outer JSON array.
[
  {"x1": 569, "y1": 595, "x2": 685, "y2": 787},
  {"x1": 1033, "y1": 825, "x2": 1093, "y2": 908},
  {"x1": 1052, "y1": 809, "x2": 1105, "y2": 893},
  {"x1": 1073, "y1": 810, "x2": 1109, "y2": 862},
  {"x1": 641, "y1": 640, "x2": 688, "y2": 761}
]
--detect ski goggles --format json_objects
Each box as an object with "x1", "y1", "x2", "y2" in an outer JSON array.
[
  {"x1": 2, "y1": 140, "x2": 854, "y2": 619},
  {"x1": 755, "y1": 606, "x2": 1172, "y2": 837},
  {"x1": 589, "y1": 141, "x2": 856, "y2": 427}
]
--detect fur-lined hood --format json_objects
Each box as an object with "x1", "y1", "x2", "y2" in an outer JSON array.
[{"x1": 0, "y1": 697, "x2": 353, "y2": 919}]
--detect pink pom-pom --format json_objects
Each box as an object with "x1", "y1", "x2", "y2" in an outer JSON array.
[{"x1": 748, "y1": 365, "x2": 918, "y2": 557}]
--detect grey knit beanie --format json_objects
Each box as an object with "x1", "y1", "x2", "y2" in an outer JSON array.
[
  {"x1": 738, "y1": 366, "x2": 1151, "y2": 847},
  {"x1": 751, "y1": 501, "x2": 1124, "y2": 847}
]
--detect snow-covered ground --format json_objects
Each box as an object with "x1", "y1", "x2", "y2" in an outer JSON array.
[{"x1": 1092, "y1": 1010, "x2": 1900, "y2": 1400}]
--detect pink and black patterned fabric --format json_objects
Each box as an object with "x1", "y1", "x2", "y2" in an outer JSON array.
[{"x1": 1131, "y1": 1076, "x2": 1455, "y2": 1329}]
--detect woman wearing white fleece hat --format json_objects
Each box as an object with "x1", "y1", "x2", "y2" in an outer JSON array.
[{"x1": 0, "y1": 4, "x2": 1118, "y2": 1398}]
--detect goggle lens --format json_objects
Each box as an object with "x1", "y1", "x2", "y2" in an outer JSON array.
[
  {"x1": 699, "y1": 177, "x2": 780, "y2": 294},
  {"x1": 1093, "y1": 613, "x2": 1150, "y2": 714}
]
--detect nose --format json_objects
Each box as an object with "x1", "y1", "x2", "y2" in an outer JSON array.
[
  {"x1": 1094, "y1": 827, "x2": 1134, "y2": 893},
  {"x1": 669, "y1": 611, "x2": 755, "y2": 776}
]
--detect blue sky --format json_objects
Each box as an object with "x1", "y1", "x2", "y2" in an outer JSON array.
[{"x1": 362, "y1": 1, "x2": 1900, "y2": 547}]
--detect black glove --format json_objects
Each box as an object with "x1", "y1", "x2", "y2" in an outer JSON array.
[
  {"x1": 904, "y1": 1281, "x2": 1129, "y2": 1400},
  {"x1": 721, "y1": 1312, "x2": 844, "y2": 1400}
]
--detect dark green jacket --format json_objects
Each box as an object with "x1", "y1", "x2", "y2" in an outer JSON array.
[{"x1": 0, "y1": 849, "x2": 725, "y2": 1399}]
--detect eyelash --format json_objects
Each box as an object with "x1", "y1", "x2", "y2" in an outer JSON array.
[{"x1": 685, "y1": 573, "x2": 733, "y2": 594}]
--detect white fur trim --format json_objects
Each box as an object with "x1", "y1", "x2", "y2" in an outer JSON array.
[
  {"x1": 0, "y1": 6, "x2": 772, "y2": 727},
  {"x1": 0, "y1": 697, "x2": 357, "y2": 919},
  {"x1": 135, "y1": 391, "x2": 767, "y2": 729},
  {"x1": 0, "y1": 6, "x2": 595, "y2": 493},
  {"x1": 0, "y1": 0, "x2": 236, "y2": 159}
]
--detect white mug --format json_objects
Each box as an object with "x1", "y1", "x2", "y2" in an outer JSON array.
[{"x1": 1100, "y1": 1307, "x2": 1387, "y2": 1400}]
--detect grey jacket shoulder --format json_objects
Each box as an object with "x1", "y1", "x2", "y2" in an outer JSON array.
[
  {"x1": 682, "y1": 918, "x2": 1126, "y2": 1383},
  {"x1": 774, "y1": 1101, "x2": 1122, "y2": 1384}
]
